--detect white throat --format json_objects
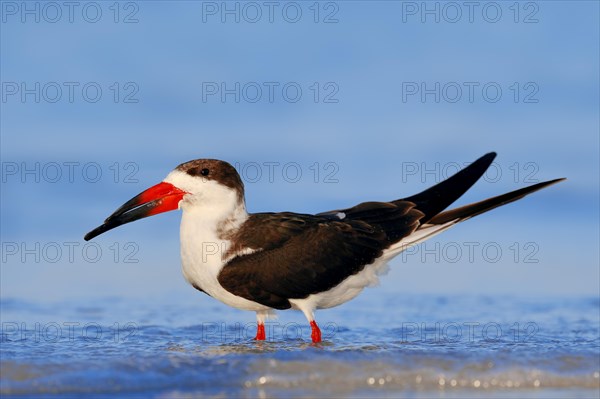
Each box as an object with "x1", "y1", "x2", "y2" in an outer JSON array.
[{"x1": 163, "y1": 170, "x2": 265, "y2": 310}]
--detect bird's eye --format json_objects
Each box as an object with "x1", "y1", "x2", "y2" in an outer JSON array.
[{"x1": 200, "y1": 168, "x2": 210, "y2": 176}]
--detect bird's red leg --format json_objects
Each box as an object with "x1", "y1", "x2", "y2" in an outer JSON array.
[
  {"x1": 310, "y1": 320, "x2": 322, "y2": 343},
  {"x1": 254, "y1": 323, "x2": 266, "y2": 340}
]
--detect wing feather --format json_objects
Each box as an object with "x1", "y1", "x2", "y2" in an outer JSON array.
[{"x1": 218, "y1": 206, "x2": 422, "y2": 308}]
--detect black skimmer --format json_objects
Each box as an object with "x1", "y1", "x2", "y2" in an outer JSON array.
[{"x1": 84, "y1": 153, "x2": 564, "y2": 343}]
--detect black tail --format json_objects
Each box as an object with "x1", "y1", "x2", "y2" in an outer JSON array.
[
  {"x1": 397, "y1": 152, "x2": 497, "y2": 223},
  {"x1": 429, "y1": 178, "x2": 565, "y2": 225}
]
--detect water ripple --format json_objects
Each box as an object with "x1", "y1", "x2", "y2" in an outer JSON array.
[{"x1": 1, "y1": 295, "x2": 598, "y2": 397}]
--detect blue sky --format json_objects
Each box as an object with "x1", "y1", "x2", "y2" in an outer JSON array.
[{"x1": 1, "y1": 1, "x2": 598, "y2": 303}]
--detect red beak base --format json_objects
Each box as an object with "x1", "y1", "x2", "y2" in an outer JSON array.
[{"x1": 84, "y1": 182, "x2": 186, "y2": 241}]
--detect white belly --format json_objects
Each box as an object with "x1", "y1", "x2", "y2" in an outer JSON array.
[{"x1": 291, "y1": 257, "x2": 390, "y2": 312}]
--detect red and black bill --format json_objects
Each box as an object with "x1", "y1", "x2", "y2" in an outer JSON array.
[{"x1": 84, "y1": 182, "x2": 186, "y2": 241}]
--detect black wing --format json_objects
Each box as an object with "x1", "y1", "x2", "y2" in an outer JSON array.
[
  {"x1": 218, "y1": 152, "x2": 563, "y2": 309},
  {"x1": 218, "y1": 207, "x2": 423, "y2": 309},
  {"x1": 318, "y1": 152, "x2": 497, "y2": 224}
]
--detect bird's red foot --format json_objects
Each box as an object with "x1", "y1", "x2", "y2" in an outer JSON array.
[
  {"x1": 254, "y1": 323, "x2": 266, "y2": 340},
  {"x1": 310, "y1": 320, "x2": 321, "y2": 343}
]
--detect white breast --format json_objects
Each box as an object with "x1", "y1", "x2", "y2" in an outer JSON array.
[{"x1": 179, "y1": 212, "x2": 270, "y2": 311}]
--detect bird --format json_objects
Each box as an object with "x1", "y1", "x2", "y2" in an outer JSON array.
[{"x1": 84, "y1": 152, "x2": 564, "y2": 343}]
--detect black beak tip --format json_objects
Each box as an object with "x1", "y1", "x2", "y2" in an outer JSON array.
[{"x1": 84, "y1": 224, "x2": 109, "y2": 241}]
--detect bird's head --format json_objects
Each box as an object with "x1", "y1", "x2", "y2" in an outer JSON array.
[{"x1": 84, "y1": 159, "x2": 244, "y2": 241}]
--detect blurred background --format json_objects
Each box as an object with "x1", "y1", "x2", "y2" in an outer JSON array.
[
  {"x1": 2, "y1": 2, "x2": 599, "y2": 397},
  {"x1": 1, "y1": 0, "x2": 598, "y2": 303}
]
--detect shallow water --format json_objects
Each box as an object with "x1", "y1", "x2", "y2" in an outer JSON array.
[{"x1": 1, "y1": 294, "x2": 598, "y2": 398}]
